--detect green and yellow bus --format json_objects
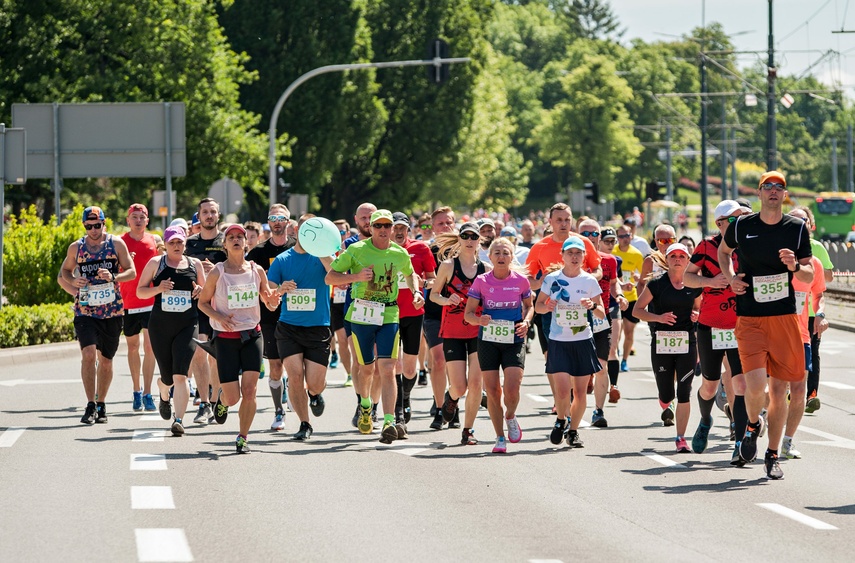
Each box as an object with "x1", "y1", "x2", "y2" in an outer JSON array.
[{"x1": 811, "y1": 192, "x2": 855, "y2": 241}]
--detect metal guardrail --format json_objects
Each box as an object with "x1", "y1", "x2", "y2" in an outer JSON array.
[{"x1": 825, "y1": 241, "x2": 855, "y2": 276}]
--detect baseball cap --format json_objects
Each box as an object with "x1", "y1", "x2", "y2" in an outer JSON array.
[
  {"x1": 127, "y1": 203, "x2": 148, "y2": 216},
  {"x1": 191, "y1": 212, "x2": 200, "y2": 226},
  {"x1": 562, "y1": 236, "x2": 586, "y2": 252},
  {"x1": 714, "y1": 200, "x2": 742, "y2": 220},
  {"x1": 392, "y1": 212, "x2": 410, "y2": 227},
  {"x1": 262, "y1": 223, "x2": 271, "y2": 232},
  {"x1": 83, "y1": 206, "x2": 105, "y2": 223},
  {"x1": 759, "y1": 170, "x2": 786, "y2": 188},
  {"x1": 623, "y1": 217, "x2": 637, "y2": 227},
  {"x1": 370, "y1": 209, "x2": 393, "y2": 224},
  {"x1": 500, "y1": 226, "x2": 517, "y2": 237},
  {"x1": 665, "y1": 242, "x2": 690, "y2": 257},
  {"x1": 223, "y1": 223, "x2": 246, "y2": 237},
  {"x1": 477, "y1": 218, "x2": 495, "y2": 230},
  {"x1": 169, "y1": 218, "x2": 188, "y2": 230},
  {"x1": 736, "y1": 197, "x2": 753, "y2": 211},
  {"x1": 601, "y1": 227, "x2": 617, "y2": 240},
  {"x1": 163, "y1": 226, "x2": 187, "y2": 243},
  {"x1": 458, "y1": 222, "x2": 479, "y2": 236}
]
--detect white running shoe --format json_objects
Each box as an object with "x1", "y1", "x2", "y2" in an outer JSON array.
[
  {"x1": 506, "y1": 416, "x2": 522, "y2": 443},
  {"x1": 781, "y1": 437, "x2": 801, "y2": 459},
  {"x1": 492, "y1": 436, "x2": 507, "y2": 454},
  {"x1": 271, "y1": 409, "x2": 285, "y2": 431}
]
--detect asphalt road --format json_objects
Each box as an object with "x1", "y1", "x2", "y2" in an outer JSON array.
[{"x1": 1, "y1": 324, "x2": 854, "y2": 562}]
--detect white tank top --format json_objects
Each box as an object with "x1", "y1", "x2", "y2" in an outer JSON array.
[{"x1": 210, "y1": 261, "x2": 261, "y2": 332}]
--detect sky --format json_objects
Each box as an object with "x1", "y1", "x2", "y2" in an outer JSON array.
[{"x1": 609, "y1": 0, "x2": 855, "y2": 97}]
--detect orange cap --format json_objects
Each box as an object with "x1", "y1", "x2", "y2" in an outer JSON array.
[{"x1": 759, "y1": 171, "x2": 786, "y2": 188}]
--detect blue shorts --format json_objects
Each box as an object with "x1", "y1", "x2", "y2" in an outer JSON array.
[
  {"x1": 351, "y1": 322, "x2": 400, "y2": 365},
  {"x1": 803, "y1": 343, "x2": 812, "y2": 373}
]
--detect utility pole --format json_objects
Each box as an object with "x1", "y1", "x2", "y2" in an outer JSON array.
[
  {"x1": 666, "y1": 125, "x2": 673, "y2": 201},
  {"x1": 700, "y1": 53, "x2": 709, "y2": 236},
  {"x1": 766, "y1": 0, "x2": 777, "y2": 170},
  {"x1": 730, "y1": 129, "x2": 738, "y2": 200},
  {"x1": 831, "y1": 138, "x2": 838, "y2": 192},
  {"x1": 721, "y1": 102, "x2": 728, "y2": 196},
  {"x1": 848, "y1": 125, "x2": 853, "y2": 191}
]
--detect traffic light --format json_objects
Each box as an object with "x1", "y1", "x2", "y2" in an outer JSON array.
[
  {"x1": 276, "y1": 164, "x2": 290, "y2": 204},
  {"x1": 645, "y1": 181, "x2": 666, "y2": 201},
  {"x1": 583, "y1": 182, "x2": 600, "y2": 202},
  {"x1": 426, "y1": 39, "x2": 450, "y2": 84}
]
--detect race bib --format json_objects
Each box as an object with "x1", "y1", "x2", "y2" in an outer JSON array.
[
  {"x1": 591, "y1": 314, "x2": 610, "y2": 334},
  {"x1": 795, "y1": 290, "x2": 807, "y2": 314},
  {"x1": 555, "y1": 303, "x2": 588, "y2": 329},
  {"x1": 711, "y1": 327, "x2": 737, "y2": 350},
  {"x1": 287, "y1": 288, "x2": 316, "y2": 311},
  {"x1": 88, "y1": 282, "x2": 115, "y2": 306},
  {"x1": 621, "y1": 271, "x2": 634, "y2": 284},
  {"x1": 227, "y1": 283, "x2": 258, "y2": 309},
  {"x1": 656, "y1": 330, "x2": 689, "y2": 354},
  {"x1": 753, "y1": 273, "x2": 788, "y2": 303},
  {"x1": 482, "y1": 319, "x2": 514, "y2": 343},
  {"x1": 351, "y1": 299, "x2": 384, "y2": 326},
  {"x1": 333, "y1": 287, "x2": 347, "y2": 304},
  {"x1": 162, "y1": 290, "x2": 192, "y2": 313}
]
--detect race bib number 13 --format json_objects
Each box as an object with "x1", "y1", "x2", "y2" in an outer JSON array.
[{"x1": 711, "y1": 327, "x2": 737, "y2": 350}]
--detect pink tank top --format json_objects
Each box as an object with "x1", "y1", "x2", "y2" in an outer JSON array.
[{"x1": 210, "y1": 262, "x2": 261, "y2": 332}]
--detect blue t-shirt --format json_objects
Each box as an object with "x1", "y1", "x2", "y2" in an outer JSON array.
[{"x1": 268, "y1": 248, "x2": 331, "y2": 327}]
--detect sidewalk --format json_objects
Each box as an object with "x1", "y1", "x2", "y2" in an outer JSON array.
[{"x1": 0, "y1": 340, "x2": 128, "y2": 368}]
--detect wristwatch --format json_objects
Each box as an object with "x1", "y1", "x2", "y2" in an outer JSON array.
[
  {"x1": 791, "y1": 262, "x2": 801, "y2": 273},
  {"x1": 816, "y1": 312, "x2": 826, "y2": 319}
]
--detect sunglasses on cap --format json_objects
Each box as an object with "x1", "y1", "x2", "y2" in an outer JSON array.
[
  {"x1": 580, "y1": 230, "x2": 599, "y2": 238},
  {"x1": 759, "y1": 182, "x2": 786, "y2": 191},
  {"x1": 84, "y1": 223, "x2": 103, "y2": 230},
  {"x1": 657, "y1": 237, "x2": 676, "y2": 245},
  {"x1": 459, "y1": 232, "x2": 480, "y2": 241},
  {"x1": 371, "y1": 222, "x2": 392, "y2": 229},
  {"x1": 268, "y1": 215, "x2": 288, "y2": 222}
]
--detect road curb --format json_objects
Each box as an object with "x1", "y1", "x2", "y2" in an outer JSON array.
[{"x1": 0, "y1": 341, "x2": 81, "y2": 368}]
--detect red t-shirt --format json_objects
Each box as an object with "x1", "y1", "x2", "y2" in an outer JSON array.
[
  {"x1": 397, "y1": 238, "x2": 436, "y2": 318},
  {"x1": 690, "y1": 234, "x2": 738, "y2": 329},
  {"x1": 525, "y1": 235, "x2": 601, "y2": 280},
  {"x1": 120, "y1": 232, "x2": 158, "y2": 311},
  {"x1": 598, "y1": 252, "x2": 617, "y2": 310}
]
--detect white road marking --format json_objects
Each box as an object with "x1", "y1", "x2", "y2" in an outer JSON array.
[
  {"x1": 529, "y1": 560, "x2": 563, "y2": 563},
  {"x1": 130, "y1": 454, "x2": 167, "y2": 471},
  {"x1": 141, "y1": 415, "x2": 163, "y2": 423},
  {"x1": 640, "y1": 451, "x2": 686, "y2": 468},
  {"x1": 376, "y1": 442, "x2": 433, "y2": 456},
  {"x1": 821, "y1": 381, "x2": 855, "y2": 390},
  {"x1": 757, "y1": 503, "x2": 838, "y2": 530},
  {"x1": 135, "y1": 528, "x2": 193, "y2": 561},
  {"x1": 526, "y1": 393, "x2": 550, "y2": 403},
  {"x1": 0, "y1": 378, "x2": 79, "y2": 387},
  {"x1": 131, "y1": 486, "x2": 175, "y2": 509},
  {"x1": 0, "y1": 427, "x2": 25, "y2": 448},
  {"x1": 133, "y1": 430, "x2": 166, "y2": 442},
  {"x1": 798, "y1": 425, "x2": 855, "y2": 450}
]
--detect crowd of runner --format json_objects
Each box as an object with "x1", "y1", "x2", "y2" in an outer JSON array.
[{"x1": 59, "y1": 170, "x2": 833, "y2": 480}]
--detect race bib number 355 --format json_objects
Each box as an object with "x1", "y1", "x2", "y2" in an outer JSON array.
[{"x1": 753, "y1": 273, "x2": 788, "y2": 303}]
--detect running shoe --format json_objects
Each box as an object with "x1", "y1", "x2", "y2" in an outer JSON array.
[
  {"x1": 357, "y1": 405, "x2": 373, "y2": 434},
  {"x1": 450, "y1": 408, "x2": 461, "y2": 429},
  {"x1": 95, "y1": 403, "x2": 108, "y2": 424},
  {"x1": 661, "y1": 403, "x2": 675, "y2": 427},
  {"x1": 441, "y1": 391, "x2": 458, "y2": 423},
  {"x1": 142, "y1": 394, "x2": 156, "y2": 412},
  {"x1": 271, "y1": 409, "x2": 285, "y2": 431},
  {"x1": 379, "y1": 421, "x2": 398, "y2": 444},
  {"x1": 309, "y1": 393, "x2": 326, "y2": 417},
  {"x1": 461, "y1": 428, "x2": 477, "y2": 445},
  {"x1": 691, "y1": 418, "x2": 712, "y2": 453},
  {"x1": 235, "y1": 435, "x2": 250, "y2": 454},
  {"x1": 781, "y1": 437, "x2": 801, "y2": 459},
  {"x1": 566, "y1": 429, "x2": 584, "y2": 448},
  {"x1": 481, "y1": 393, "x2": 488, "y2": 410},
  {"x1": 608, "y1": 385, "x2": 621, "y2": 404},
  {"x1": 351, "y1": 403, "x2": 360, "y2": 428},
  {"x1": 730, "y1": 442, "x2": 745, "y2": 467},
  {"x1": 171, "y1": 419, "x2": 185, "y2": 437},
  {"x1": 214, "y1": 396, "x2": 229, "y2": 425},
  {"x1": 723, "y1": 401, "x2": 733, "y2": 423},
  {"x1": 729, "y1": 421, "x2": 736, "y2": 442},
  {"x1": 193, "y1": 403, "x2": 211, "y2": 425},
  {"x1": 330, "y1": 351, "x2": 339, "y2": 369},
  {"x1": 764, "y1": 451, "x2": 784, "y2": 480},
  {"x1": 293, "y1": 421, "x2": 313, "y2": 441},
  {"x1": 344, "y1": 375, "x2": 353, "y2": 387},
  {"x1": 620, "y1": 359, "x2": 628, "y2": 372},
  {"x1": 371, "y1": 404, "x2": 379, "y2": 428},
  {"x1": 506, "y1": 416, "x2": 522, "y2": 443},
  {"x1": 429, "y1": 413, "x2": 445, "y2": 430},
  {"x1": 430, "y1": 401, "x2": 438, "y2": 417},
  {"x1": 739, "y1": 422, "x2": 759, "y2": 462},
  {"x1": 492, "y1": 436, "x2": 507, "y2": 454},
  {"x1": 549, "y1": 419, "x2": 567, "y2": 445},
  {"x1": 80, "y1": 402, "x2": 97, "y2": 425},
  {"x1": 417, "y1": 369, "x2": 428, "y2": 386},
  {"x1": 630, "y1": 347, "x2": 636, "y2": 356},
  {"x1": 193, "y1": 389, "x2": 202, "y2": 406},
  {"x1": 591, "y1": 409, "x2": 608, "y2": 428},
  {"x1": 395, "y1": 421, "x2": 408, "y2": 440},
  {"x1": 133, "y1": 391, "x2": 143, "y2": 412},
  {"x1": 158, "y1": 396, "x2": 172, "y2": 421},
  {"x1": 758, "y1": 409, "x2": 767, "y2": 437},
  {"x1": 805, "y1": 395, "x2": 821, "y2": 414},
  {"x1": 675, "y1": 437, "x2": 690, "y2": 453}
]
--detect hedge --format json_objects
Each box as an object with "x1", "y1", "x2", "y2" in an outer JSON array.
[{"x1": 0, "y1": 304, "x2": 76, "y2": 348}]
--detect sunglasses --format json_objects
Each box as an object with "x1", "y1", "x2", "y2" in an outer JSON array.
[
  {"x1": 601, "y1": 239, "x2": 616, "y2": 244},
  {"x1": 717, "y1": 216, "x2": 738, "y2": 224},
  {"x1": 339, "y1": 230, "x2": 347, "y2": 235},
  {"x1": 268, "y1": 215, "x2": 288, "y2": 222},
  {"x1": 580, "y1": 230, "x2": 600, "y2": 238},
  {"x1": 84, "y1": 223, "x2": 103, "y2": 230},
  {"x1": 617, "y1": 234, "x2": 631, "y2": 239},
  {"x1": 459, "y1": 233, "x2": 480, "y2": 241},
  {"x1": 657, "y1": 237, "x2": 676, "y2": 245},
  {"x1": 760, "y1": 182, "x2": 786, "y2": 191},
  {"x1": 419, "y1": 225, "x2": 431, "y2": 230},
  {"x1": 371, "y1": 223, "x2": 392, "y2": 229}
]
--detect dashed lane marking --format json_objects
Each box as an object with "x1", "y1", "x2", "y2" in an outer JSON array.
[
  {"x1": 526, "y1": 393, "x2": 550, "y2": 403},
  {"x1": 132, "y1": 430, "x2": 167, "y2": 442},
  {"x1": 130, "y1": 454, "x2": 167, "y2": 471},
  {"x1": 640, "y1": 451, "x2": 687, "y2": 468},
  {"x1": 821, "y1": 381, "x2": 855, "y2": 390},
  {"x1": 0, "y1": 427, "x2": 25, "y2": 448},
  {"x1": 798, "y1": 425, "x2": 855, "y2": 450},
  {"x1": 135, "y1": 528, "x2": 193, "y2": 561},
  {"x1": 131, "y1": 486, "x2": 175, "y2": 509},
  {"x1": 757, "y1": 503, "x2": 838, "y2": 530}
]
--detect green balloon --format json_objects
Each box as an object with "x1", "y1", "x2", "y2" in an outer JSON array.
[{"x1": 298, "y1": 217, "x2": 342, "y2": 257}]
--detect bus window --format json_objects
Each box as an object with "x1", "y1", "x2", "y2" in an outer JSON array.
[{"x1": 816, "y1": 198, "x2": 853, "y2": 215}]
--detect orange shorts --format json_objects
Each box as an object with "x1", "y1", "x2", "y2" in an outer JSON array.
[{"x1": 735, "y1": 315, "x2": 804, "y2": 382}]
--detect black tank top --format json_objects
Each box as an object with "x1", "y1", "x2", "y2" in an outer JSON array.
[{"x1": 152, "y1": 256, "x2": 199, "y2": 321}]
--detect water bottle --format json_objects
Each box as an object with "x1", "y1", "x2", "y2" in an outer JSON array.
[{"x1": 74, "y1": 267, "x2": 89, "y2": 306}]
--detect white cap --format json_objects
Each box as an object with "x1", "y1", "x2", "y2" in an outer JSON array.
[
  {"x1": 169, "y1": 218, "x2": 189, "y2": 230},
  {"x1": 665, "y1": 242, "x2": 690, "y2": 257},
  {"x1": 714, "y1": 200, "x2": 742, "y2": 220}
]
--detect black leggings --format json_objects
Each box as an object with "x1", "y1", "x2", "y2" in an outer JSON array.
[
  {"x1": 149, "y1": 317, "x2": 198, "y2": 386},
  {"x1": 651, "y1": 340, "x2": 697, "y2": 404},
  {"x1": 696, "y1": 325, "x2": 743, "y2": 381}
]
